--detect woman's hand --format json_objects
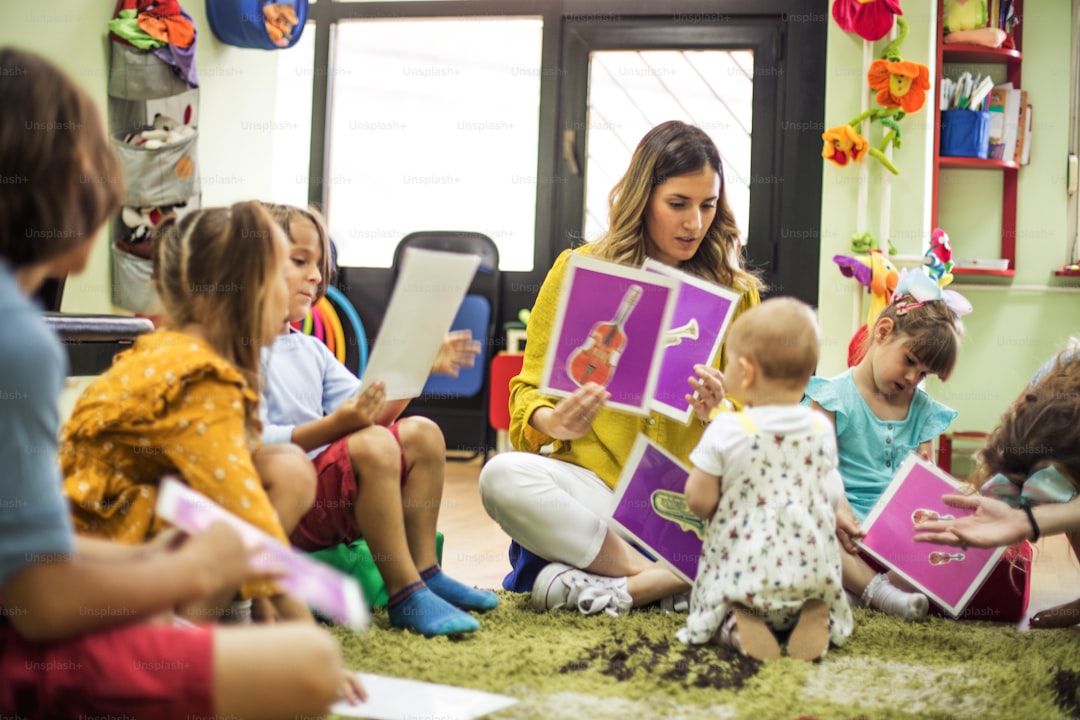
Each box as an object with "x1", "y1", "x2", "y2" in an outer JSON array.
[
  {"x1": 432, "y1": 330, "x2": 481, "y2": 377},
  {"x1": 913, "y1": 493, "x2": 1031, "y2": 548},
  {"x1": 331, "y1": 381, "x2": 386, "y2": 434},
  {"x1": 686, "y1": 364, "x2": 726, "y2": 422},
  {"x1": 536, "y1": 382, "x2": 610, "y2": 441}
]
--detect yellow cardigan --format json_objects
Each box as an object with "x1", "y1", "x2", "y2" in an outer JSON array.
[
  {"x1": 509, "y1": 246, "x2": 760, "y2": 489},
  {"x1": 61, "y1": 331, "x2": 288, "y2": 598}
]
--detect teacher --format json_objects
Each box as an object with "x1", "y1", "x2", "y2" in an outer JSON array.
[{"x1": 479, "y1": 121, "x2": 762, "y2": 616}]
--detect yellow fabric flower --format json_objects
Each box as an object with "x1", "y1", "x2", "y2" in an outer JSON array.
[
  {"x1": 868, "y1": 59, "x2": 931, "y2": 113},
  {"x1": 822, "y1": 125, "x2": 868, "y2": 167}
]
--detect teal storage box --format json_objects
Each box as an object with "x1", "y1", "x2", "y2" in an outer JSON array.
[
  {"x1": 309, "y1": 532, "x2": 444, "y2": 608},
  {"x1": 940, "y1": 109, "x2": 990, "y2": 159}
]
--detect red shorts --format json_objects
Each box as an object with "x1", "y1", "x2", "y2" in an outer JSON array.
[
  {"x1": 0, "y1": 616, "x2": 214, "y2": 718},
  {"x1": 290, "y1": 422, "x2": 406, "y2": 552}
]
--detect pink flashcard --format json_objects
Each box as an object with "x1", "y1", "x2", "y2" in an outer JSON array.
[
  {"x1": 856, "y1": 454, "x2": 1006, "y2": 617},
  {"x1": 155, "y1": 477, "x2": 369, "y2": 630}
]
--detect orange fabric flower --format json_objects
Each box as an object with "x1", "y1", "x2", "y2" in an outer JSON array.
[
  {"x1": 822, "y1": 125, "x2": 868, "y2": 167},
  {"x1": 868, "y1": 59, "x2": 931, "y2": 113}
]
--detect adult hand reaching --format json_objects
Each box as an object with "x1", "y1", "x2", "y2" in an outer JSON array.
[
  {"x1": 534, "y1": 382, "x2": 610, "y2": 441},
  {"x1": 912, "y1": 493, "x2": 1032, "y2": 548}
]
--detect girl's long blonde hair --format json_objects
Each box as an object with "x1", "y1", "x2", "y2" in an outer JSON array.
[
  {"x1": 591, "y1": 120, "x2": 761, "y2": 293},
  {"x1": 152, "y1": 202, "x2": 284, "y2": 440}
]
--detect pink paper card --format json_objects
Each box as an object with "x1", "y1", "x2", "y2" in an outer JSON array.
[
  {"x1": 539, "y1": 254, "x2": 677, "y2": 415},
  {"x1": 856, "y1": 454, "x2": 1006, "y2": 617},
  {"x1": 608, "y1": 435, "x2": 702, "y2": 582},
  {"x1": 156, "y1": 477, "x2": 370, "y2": 630},
  {"x1": 643, "y1": 259, "x2": 740, "y2": 424}
]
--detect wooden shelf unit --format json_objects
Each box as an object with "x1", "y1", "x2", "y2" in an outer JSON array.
[{"x1": 931, "y1": 0, "x2": 1023, "y2": 278}]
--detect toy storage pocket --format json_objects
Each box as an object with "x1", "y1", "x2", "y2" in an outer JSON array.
[
  {"x1": 112, "y1": 131, "x2": 198, "y2": 208},
  {"x1": 108, "y1": 43, "x2": 190, "y2": 100},
  {"x1": 206, "y1": 0, "x2": 309, "y2": 50},
  {"x1": 111, "y1": 243, "x2": 162, "y2": 314},
  {"x1": 940, "y1": 109, "x2": 990, "y2": 159}
]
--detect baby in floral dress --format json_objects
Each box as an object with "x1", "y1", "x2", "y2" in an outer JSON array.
[{"x1": 678, "y1": 298, "x2": 852, "y2": 661}]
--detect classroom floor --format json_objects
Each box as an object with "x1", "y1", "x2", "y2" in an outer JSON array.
[{"x1": 436, "y1": 455, "x2": 1080, "y2": 630}]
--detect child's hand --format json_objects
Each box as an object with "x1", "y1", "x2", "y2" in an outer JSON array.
[
  {"x1": 835, "y1": 505, "x2": 864, "y2": 554},
  {"x1": 432, "y1": 330, "x2": 481, "y2": 377},
  {"x1": 338, "y1": 669, "x2": 368, "y2": 705},
  {"x1": 686, "y1": 365, "x2": 726, "y2": 421},
  {"x1": 332, "y1": 381, "x2": 387, "y2": 433}
]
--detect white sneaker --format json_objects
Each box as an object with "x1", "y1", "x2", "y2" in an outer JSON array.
[
  {"x1": 660, "y1": 591, "x2": 691, "y2": 614},
  {"x1": 531, "y1": 563, "x2": 632, "y2": 617}
]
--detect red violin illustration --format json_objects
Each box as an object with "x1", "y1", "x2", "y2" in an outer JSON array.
[{"x1": 567, "y1": 284, "x2": 642, "y2": 387}]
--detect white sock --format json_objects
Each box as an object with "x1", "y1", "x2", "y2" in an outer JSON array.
[{"x1": 862, "y1": 574, "x2": 928, "y2": 620}]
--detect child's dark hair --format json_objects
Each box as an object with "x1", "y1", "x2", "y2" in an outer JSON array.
[
  {"x1": 262, "y1": 203, "x2": 334, "y2": 301},
  {"x1": 869, "y1": 296, "x2": 964, "y2": 380},
  {"x1": 975, "y1": 342, "x2": 1080, "y2": 490},
  {"x1": 0, "y1": 48, "x2": 123, "y2": 267}
]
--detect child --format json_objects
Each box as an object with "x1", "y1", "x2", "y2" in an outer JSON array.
[
  {"x1": 260, "y1": 203, "x2": 498, "y2": 637},
  {"x1": 679, "y1": 298, "x2": 852, "y2": 661},
  {"x1": 806, "y1": 278, "x2": 964, "y2": 620},
  {"x1": 0, "y1": 48, "x2": 358, "y2": 718},
  {"x1": 62, "y1": 202, "x2": 316, "y2": 623}
]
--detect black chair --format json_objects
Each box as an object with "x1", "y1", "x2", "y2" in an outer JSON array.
[
  {"x1": 390, "y1": 232, "x2": 500, "y2": 461},
  {"x1": 36, "y1": 277, "x2": 155, "y2": 376}
]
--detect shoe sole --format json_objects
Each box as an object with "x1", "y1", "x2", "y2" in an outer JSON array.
[
  {"x1": 530, "y1": 563, "x2": 573, "y2": 611},
  {"x1": 788, "y1": 599, "x2": 830, "y2": 661},
  {"x1": 733, "y1": 605, "x2": 780, "y2": 661}
]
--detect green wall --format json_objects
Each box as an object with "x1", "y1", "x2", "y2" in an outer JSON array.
[{"x1": 818, "y1": 0, "x2": 1080, "y2": 437}]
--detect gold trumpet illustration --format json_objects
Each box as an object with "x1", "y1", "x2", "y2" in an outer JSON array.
[
  {"x1": 650, "y1": 489, "x2": 706, "y2": 540},
  {"x1": 663, "y1": 318, "x2": 699, "y2": 348}
]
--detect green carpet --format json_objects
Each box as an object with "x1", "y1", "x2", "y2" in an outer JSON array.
[{"x1": 332, "y1": 592, "x2": 1080, "y2": 720}]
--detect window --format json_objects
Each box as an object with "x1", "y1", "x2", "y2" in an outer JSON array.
[
  {"x1": 271, "y1": 23, "x2": 315, "y2": 207},
  {"x1": 325, "y1": 16, "x2": 543, "y2": 270},
  {"x1": 582, "y1": 50, "x2": 754, "y2": 246}
]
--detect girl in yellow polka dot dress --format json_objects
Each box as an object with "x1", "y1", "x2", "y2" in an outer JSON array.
[{"x1": 61, "y1": 202, "x2": 317, "y2": 617}]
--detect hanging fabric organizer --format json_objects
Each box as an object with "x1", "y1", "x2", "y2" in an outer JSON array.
[
  {"x1": 106, "y1": 0, "x2": 201, "y2": 317},
  {"x1": 207, "y1": 0, "x2": 309, "y2": 50}
]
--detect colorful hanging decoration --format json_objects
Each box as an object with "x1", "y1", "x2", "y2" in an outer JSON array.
[
  {"x1": 832, "y1": 0, "x2": 903, "y2": 41},
  {"x1": 821, "y1": 16, "x2": 929, "y2": 175}
]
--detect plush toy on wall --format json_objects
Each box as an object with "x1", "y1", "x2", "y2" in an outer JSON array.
[
  {"x1": 123, "y1": 113, "x2": 194, "y2": 149},
  {"x1": 834, "y1": 232, "x2": 901, "y2": 366},
  {"x1": 925, "y1": 228, "x2": 955, "y2": 287}
]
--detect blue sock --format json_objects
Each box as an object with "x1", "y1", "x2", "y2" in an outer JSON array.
[
  {"x1": 421, "y1": 564, "x2": 500, "y2": 611},
  {"x1": 386, "y1": 581, "x2": 479, "y2": 637}
]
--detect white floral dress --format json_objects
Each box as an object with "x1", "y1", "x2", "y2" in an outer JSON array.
[{"x1": 679, "y1": 405, "x2": 853, "y2": 646}]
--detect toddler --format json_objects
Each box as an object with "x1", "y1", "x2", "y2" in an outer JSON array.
[{"x1": 679, "y1": 298, "x2": 852, "y2": 661}]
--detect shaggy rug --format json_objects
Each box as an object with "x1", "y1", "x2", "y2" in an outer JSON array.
[{"x1": 331, "y1": 592, "x2": 1080, "y2": 720}]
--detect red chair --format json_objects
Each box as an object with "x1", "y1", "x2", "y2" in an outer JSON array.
[{"x1": 488, "y1": 353, "x2": 524, "y2": 454}]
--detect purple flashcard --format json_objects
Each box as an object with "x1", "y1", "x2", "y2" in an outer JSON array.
[
  {"x1": 540, "y1": 254, "x2": 677, "y2": 415},
  {"x1": 857, "y1": 455, "x2": 1006, "y2": 617},
  {"x1": 609, "y1": 435, "x2": 702, "y2": 582},
  {"x1": 156, "y1": 477, "x2": 370, "y2": 630},
  {"x1": 643, "y1": 259, "x2": 741, "y2": 424}
]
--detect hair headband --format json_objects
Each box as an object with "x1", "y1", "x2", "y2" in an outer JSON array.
[{"x1": 890, "y1": 268, "x2": 972, "y2": 317}]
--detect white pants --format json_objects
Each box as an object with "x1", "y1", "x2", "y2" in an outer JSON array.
[{"x1": 478, "y1": 452, "x2": 614, "y2": 569}]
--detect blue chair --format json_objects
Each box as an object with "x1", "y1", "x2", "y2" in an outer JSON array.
[{"x1": 390, "y1": 232, "x2": 500, "y2": 461}]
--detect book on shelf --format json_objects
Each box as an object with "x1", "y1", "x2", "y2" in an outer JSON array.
[
  {"x1": 1012, "y1": 90, "x2": 1028, "y2": 165},
  {"x1": 1019, "y1": 101, "x2": 1032, "y2": 166},
  {"x1": 987, "y1": 84, "x2": 1022, "y2": 162}
]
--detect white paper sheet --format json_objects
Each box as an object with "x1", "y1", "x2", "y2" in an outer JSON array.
[
  {"x1": 330, "y1": 673, "x2": 518, "y2": 719},
  {"x1": 361, "y1": 248, "x2": 480, "y2": 400}
]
